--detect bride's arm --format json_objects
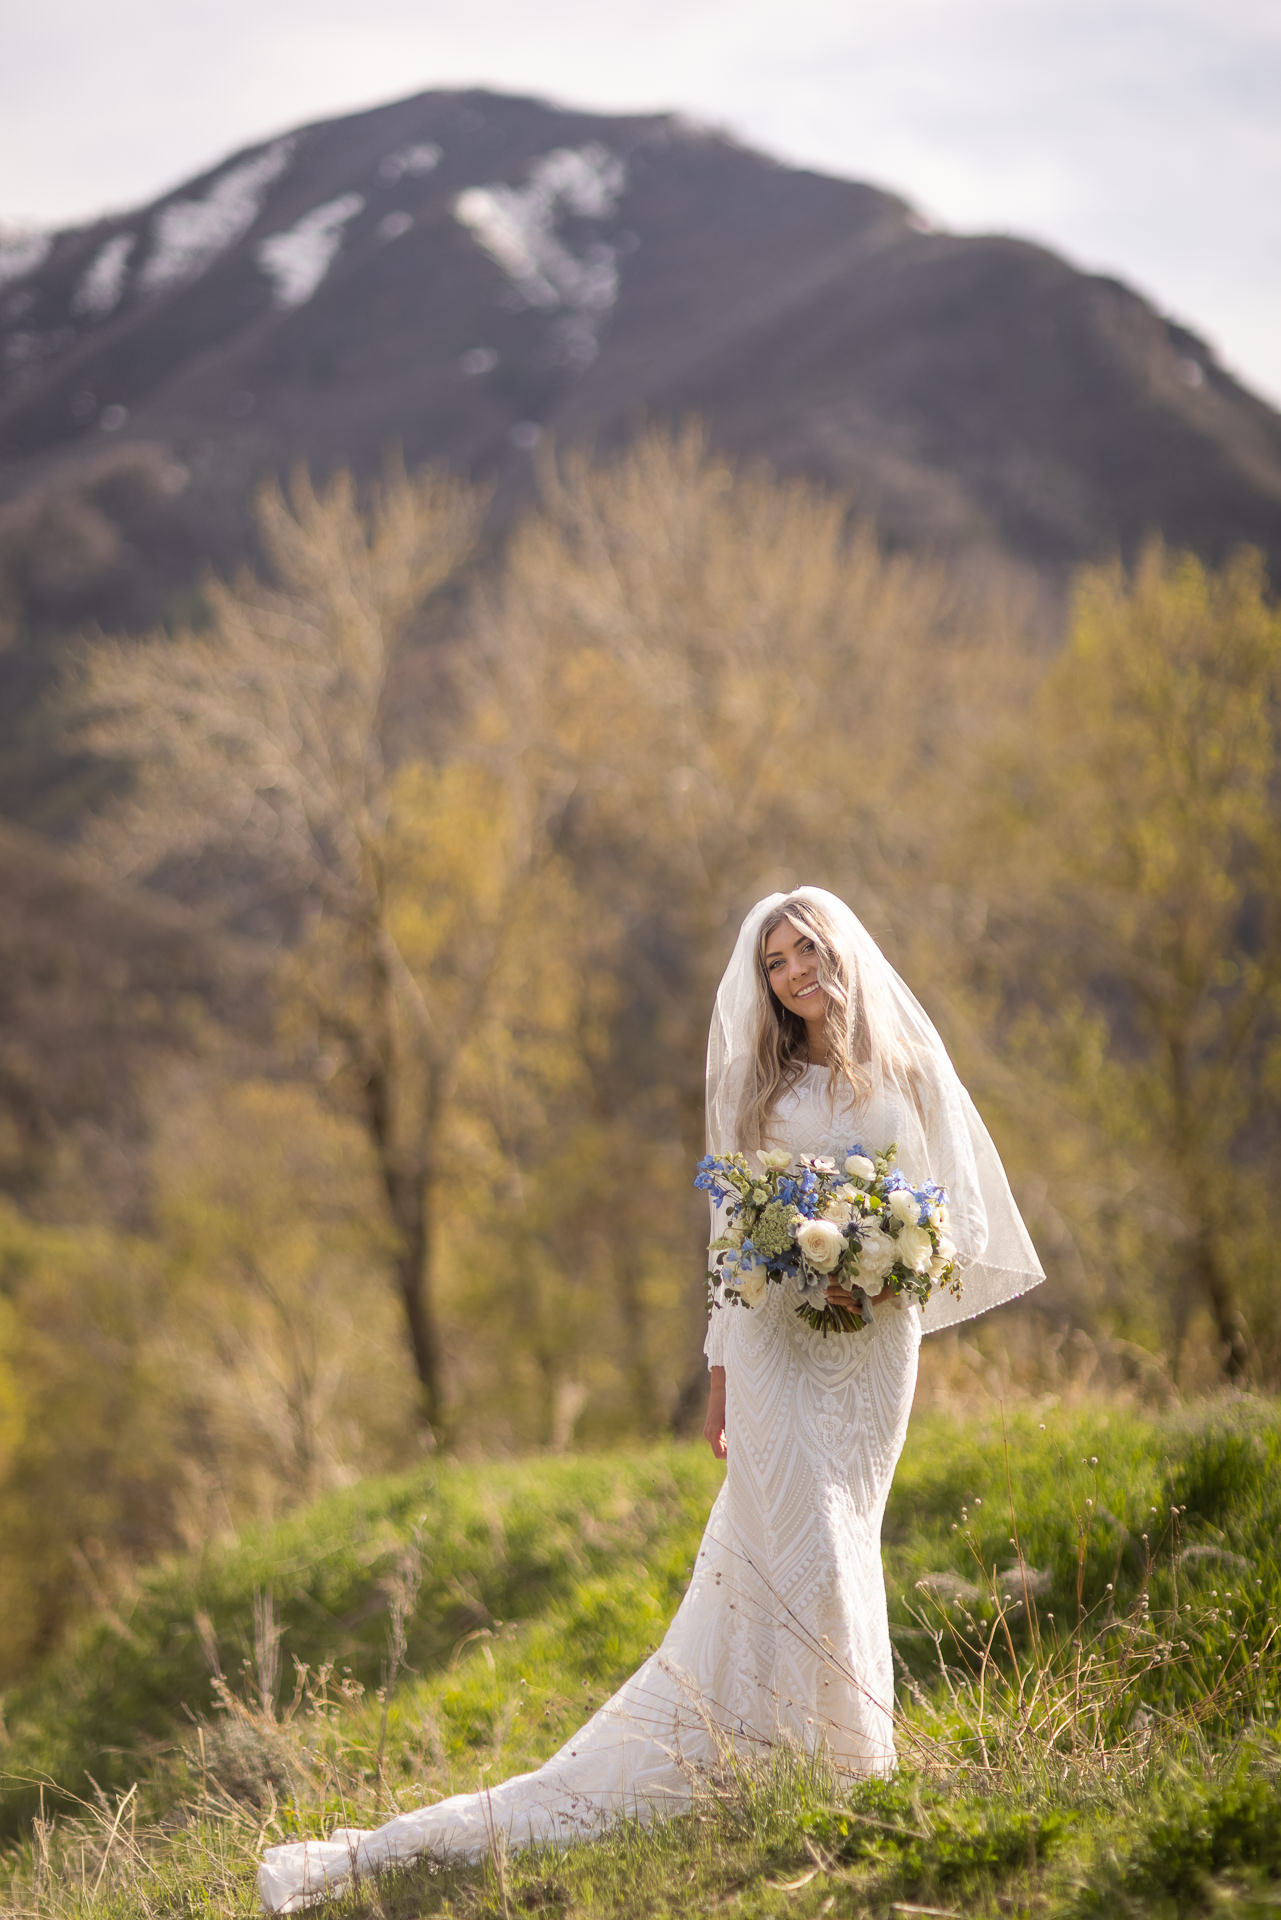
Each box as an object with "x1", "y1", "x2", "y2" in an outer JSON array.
[
  {"x1": 703, "y1": 1367, "x2": 727, "y2": 1458},
  {"x1": 702, "y1": 1192, "x2": 732, "y2": 1456}
]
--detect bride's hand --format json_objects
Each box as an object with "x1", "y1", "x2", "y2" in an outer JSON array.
[
  {"x1": 825, "y1": 1280, "x2": 893, "y2": 1311},
  {"x1": 823, "y1": 1280, "x2": 862, "y2": 1312}
]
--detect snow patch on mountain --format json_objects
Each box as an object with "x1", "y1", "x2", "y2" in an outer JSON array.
[
  {"x1": 376, "y1": 211, "x2": 413, "y2": 242},
  {"x1": 3, "y1": 332, "x2": 40, "y2": 369},
  {"x1": 454, "y1": 144, "x2": 626, "y2": 367},
  {"x1": 256, "y1": 194, "x2": 366, "y2": 307},
  {"x1": 4, "y1": 326, "x2": 74, "y2": 373},
  {"x1": 378, "y1": 143, "x2": 441, "y2": 183},
  {"x1": 139, "y1": 139, "x2": 295, "y2": 295},
  {"x1": 72, "y1": 234, "x2": 137, "y2": 317},
  {"x1": 0, "y1": 231, "x2": 52, "y2": 291}
]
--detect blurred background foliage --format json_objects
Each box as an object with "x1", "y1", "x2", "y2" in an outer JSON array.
[{"x1": 0, "y1": 426, "x2": 1277, "y2": 1687}]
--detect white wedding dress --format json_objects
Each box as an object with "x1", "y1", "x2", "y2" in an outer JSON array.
[{"x1": 257, "y1": 1069, "x2": 918, "y2": 1912}]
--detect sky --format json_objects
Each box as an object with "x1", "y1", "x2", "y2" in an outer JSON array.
[{"x1": 4, "y1": 0, "x2": 1280, "y2": 405}]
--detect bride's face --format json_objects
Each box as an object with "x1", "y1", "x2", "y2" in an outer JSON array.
[{"x1": 762, "y1": 917, "x2": 827, "y2": 1024}]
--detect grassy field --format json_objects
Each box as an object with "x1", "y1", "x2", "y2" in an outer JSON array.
[{"x1": 3, "y1": 1398, "x2": 1281, "y2": 1917}]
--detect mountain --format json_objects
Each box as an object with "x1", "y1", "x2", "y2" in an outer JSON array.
[{"x1": 3, "y1": 86, "x2": 1280, "y2": 621}]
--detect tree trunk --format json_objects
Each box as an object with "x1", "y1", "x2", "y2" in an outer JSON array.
[
  {"x1": 359, "y1": 931, "x2": 449, "y2": 1443},
  {"x1": 670, "y1": 1358, "x2": 710, "y2": 1438},
  {"x1": 616, "y1": 1247, "x2": 656, "y2": 1430},
  {"x1": 392, "y1": 1209, "x2": 446, "y2": 1440},
  {"x1": 1191, "y1": 1223, "x2": 1249, "y2": 1382},
  {"x1": 378, "y1": 1118, "x2": 447, "y2": 1443}
]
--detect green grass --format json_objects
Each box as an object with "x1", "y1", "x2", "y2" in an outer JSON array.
[
  {"x1": 4, "y1": 1398, "x2": 1281, "y2": 1917},
  {"x1": 0, "y1": 1446, "x2": 720, "y2": 1835}
]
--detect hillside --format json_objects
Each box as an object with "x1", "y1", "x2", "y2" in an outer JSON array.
[
  {"x1": 3, "y1": 1403, "x2": 1281, "y2": 1916},
  {"x1": 2, "y1": 83, "x2": 1279, "y2": 662}
]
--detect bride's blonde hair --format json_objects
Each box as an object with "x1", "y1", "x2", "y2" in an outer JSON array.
[{"x1": 739, "y1": 895, "x2": 917, "y2": 1148}]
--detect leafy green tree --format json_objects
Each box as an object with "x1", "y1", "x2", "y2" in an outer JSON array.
[
  {"x1": 150, "y1": 1075, "x2": 411, "y2": 1501},
  {"x1": 979, "y1": 543, "x2": 1281, "y2": 1377},
  {"x1": 0, "y1": 1204, "x2": 178, "y2": 1679}
]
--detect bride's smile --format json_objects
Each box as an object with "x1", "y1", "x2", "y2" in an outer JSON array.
[{"x1": 763, "y1": 920, "x2": 828, "y2": 1026}]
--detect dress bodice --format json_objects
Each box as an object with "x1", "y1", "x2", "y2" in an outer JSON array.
[{"x1": 762, "y1": 1065, "x2": 903, "y2": 1165}]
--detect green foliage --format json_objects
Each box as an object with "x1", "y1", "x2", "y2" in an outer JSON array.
[
  {"x1": 800, "y1": 1775, "x2": 1077, "y2": 1884},
  {"x1": 149, "y1": 1074, "x2": 412, "y2": 1500},
  {"x1": 0, "y1": 1202, "x2": 187, "y2": 1681},
  {"x1": 962, "y1": 541, "x2": 1281, "y2": 1378},
  {"x1": 1072, "y1": 1743, "x2": 1281, "y2": 1916}
]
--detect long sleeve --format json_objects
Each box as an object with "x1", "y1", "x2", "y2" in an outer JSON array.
[
  {"x1": 703, "y1": 1291, "x2": 729, "y2": 1369},
  {"x1": 702, "y1": 1194, "x2": 730, "y2": 1369}
]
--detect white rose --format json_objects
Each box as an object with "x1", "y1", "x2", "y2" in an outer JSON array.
[
  {"x1": 758, "y1": 1147, "x2": 792, "y2": 1172},
  {"x1": 856, "y1": 1226, "x2": 897, "y2": 1281},
  {"x1": 822, "y1": 1199, "x2": 855, "y2": 1230},
  {"x1": 844, "y1": 1154, "x2": 876, "y2": 1183},
  {"x1": 896, "y1": 1222, "x2": 934, "y2": 1272},
  {"x1": 739, "y1": 1268, "x2": 768, "y2": 1307},
  {"x1": 888, "y1": 1188, "x2": 919, "y2": 1225},
  {"x1": 794, "y1": 1217, "x2": 846, "y2": 1274}
]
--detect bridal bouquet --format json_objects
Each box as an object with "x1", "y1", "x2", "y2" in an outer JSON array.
[{"x1": 696, "y1": 1143, "x2": 961, "y2": 1335}]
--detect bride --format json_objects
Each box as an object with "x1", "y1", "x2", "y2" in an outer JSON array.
[{"x1": 257, "y1": 886, "x2": 1043, "y2": 1912}]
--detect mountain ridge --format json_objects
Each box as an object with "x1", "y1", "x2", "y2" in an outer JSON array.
[{"x1": 1, "y1": 84, "x2": 1278, "y2": 651}]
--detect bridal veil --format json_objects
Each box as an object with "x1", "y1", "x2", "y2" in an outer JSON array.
[{"x1": 705, "y1": 886, "x2": 1044, "y2": 1332}]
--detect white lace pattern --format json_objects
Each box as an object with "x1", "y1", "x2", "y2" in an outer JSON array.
[{"x1": 257, "y1": 1072, "x2": 917, "y2": 1911}]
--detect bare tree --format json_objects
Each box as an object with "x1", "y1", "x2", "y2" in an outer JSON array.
[{"x1": 68, "y1": 462, "x2": 485, "y2": 1440}]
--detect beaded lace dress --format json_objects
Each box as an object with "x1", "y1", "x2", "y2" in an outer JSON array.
[{"x1": 257, "y1": 1070, "x2": 920, "y2": 1912}]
